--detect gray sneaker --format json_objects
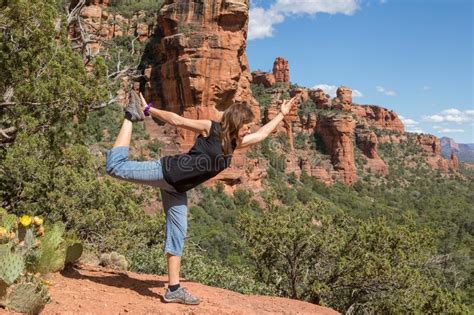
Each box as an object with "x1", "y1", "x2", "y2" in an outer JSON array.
[
  {"x1": 124, "y1": 90, "x2": 145, "y2": 122},
  {"x1": 163, "y1": 287, "x2": 201, "y2": 305}
]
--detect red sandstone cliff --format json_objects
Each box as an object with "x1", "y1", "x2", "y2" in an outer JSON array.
[
  {"x1": 69, "y1": 1, "x2": 155, "y2": 53},
  {"x1": 355, "y1": 128, "x2": 389, "y2": 175},
  {"x1": 416, "y1": 134, "x2": 459, "y2": 171},
  {"x1": 316, "y1": 115, "x2": 358, "y2": 184},
  {"x1": 250, "y1": 56, "x2": 290, "y2": 88},
  {"x1": 273, "y1": 57, "x2": 290, "y2": 85}
]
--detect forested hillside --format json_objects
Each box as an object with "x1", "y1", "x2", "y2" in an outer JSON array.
[{"x1": 0, "y1": 0, "x2": 472, "y2": 314}]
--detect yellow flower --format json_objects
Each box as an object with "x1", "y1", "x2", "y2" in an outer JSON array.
[
  {"x1": 0, "y1": 227, "x2": 7, "y2": 237},
  {"x1": 19, "y1": 215, "x2": 32, "y2": 227},
  {"x1": 32, "y1": 216, "x2": 43, "y2": 226}
]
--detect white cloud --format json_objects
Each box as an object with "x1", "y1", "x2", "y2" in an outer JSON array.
[
  {"x1": 376, "y1": 85, "x2": 396, "y2": 96},
  {"x1": 352, "y1": 89, "x2": 364, "y2": 97},
  {"x1": 272, "y1": 0, "x2": 359, "y2": 15},
  {"x1": 248, "y1": 7, "x2": 284, "y2": 40},
  {"x1": 406, "y1": 127, "x2": 424, "y2": 134},
  {"x1": 249, "y1": 0, "x2": 359, "y2": 40},
  {"x1": 312, "y1": 84, "x2": 363, "y2": 98},
  {"x1": 422, "y1": 108, "x2": 473, "y2": 124},
  {"x1": 422, "y1": 85, "x2": 432, "y2": 91},
  {"x1": 400, "y1": 115, "x2": 421, "y2": 132},
  {"x1": 380, "y1": 0, "x2": 387, "y2": 3},
  {"x1": 441, "y1": 108, "x2": 462, "y2": 115},
  {"x1": 424, "y1": 114, "x2": 445, "y2": 123},
  {"x1": 434, "y1": 128, "x2": 465, "y2": 133},
  {"x1": 399, "y1": 116, "x2": 419, "y2": 126}
]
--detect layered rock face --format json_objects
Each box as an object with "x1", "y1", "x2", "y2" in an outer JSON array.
[
  {"x1": 251, "y1": 71, "x2": 275, "y2": 88},
  {"x1": 350, "y1": 105, "x2": 405, "y2": 133},
  {"x1": 309, "y1": 88, "x2": 331, "y2": 109},
  {"x1": 450, "y1": 152, "x2": 460, "y2": 169},
  {"x1": 250, "y1": 56, "x2": 290, "y2": 88},
  {"x1": 272, "y1": 57, "x2": 290, "y2": 85},
  {"x1": 416, "y1": 134, "x2": 441, "y2": 155},
  {"x1": 355, "y1": 128, "x2": 389, "y2": 175},
  {"x1": 336, "y1": 86, "x2": 352, "y2": 104},
  {"x1": 300, "y1": 158, "x2": 334, "y2": 186},
  {"x1": 416, "y1": 134, "x2": 459, "y2": 171},
  {"x1": 316, "y1": 115, "x2": 357, "y2": 184},
  {"x1": 147, "y1": 0, "x2": 260, "y2": 150},
  {"x1": 69, "y1": 1, "x2": 157, "y2": 106},
  {"x1": 68, "y1": 1, "x2": 155, "y2": 53}
]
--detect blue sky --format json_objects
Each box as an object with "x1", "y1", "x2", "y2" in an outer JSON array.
[{"x1": 246, "y1": 0, "x2": 473, "y2": 143}]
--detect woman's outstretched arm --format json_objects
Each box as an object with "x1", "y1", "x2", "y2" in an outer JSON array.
[
  {"x1": 140, "y1": 93, "x2": 212, "y2": 136},
  {"x1": 237, "y1": 97, "x2": 297, "y2": 149}
]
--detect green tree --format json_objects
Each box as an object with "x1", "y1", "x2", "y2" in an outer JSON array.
[{"x1": 237, "y1": 200, "x2": 468, "y2": 313}]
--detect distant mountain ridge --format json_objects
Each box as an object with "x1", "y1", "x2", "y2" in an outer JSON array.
[{"x1": 440, "y1": 137, "x2": 474, "y2": 162}]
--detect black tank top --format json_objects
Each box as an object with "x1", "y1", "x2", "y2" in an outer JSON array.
[{"x1": 160, "y1": 120, "x2": 236, "y2": 193}]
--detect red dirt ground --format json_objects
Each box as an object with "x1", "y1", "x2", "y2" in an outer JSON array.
[{"x1": 1, "y1": 264, "x2": 339, "y2": 314}]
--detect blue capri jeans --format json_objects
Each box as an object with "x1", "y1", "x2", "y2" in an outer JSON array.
[{"x1": 105, "y1": 146, "x2": 187, "y2": 257}]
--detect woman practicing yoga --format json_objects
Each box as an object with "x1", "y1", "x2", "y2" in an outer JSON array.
[{"x1": 105, "y1": 91, "x2": 296, "y2": 305}]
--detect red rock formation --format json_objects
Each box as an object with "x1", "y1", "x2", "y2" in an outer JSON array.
[
  {"x1": 251, "y1": 71, "x2": 275, "y2": 88},
  {"x1": 377, "y1": 134, "x2": 407, "y2": 144},
  {"x1": 416, "y1": 134, "x2": 441, "y2": 155},
  {"x1": 336, "y1": 86, "x2": 352, "y2": 104},
  {"x1": 415, "y1": 134, "x2": 459, "y2": 172},
  {"x1": 356, "y1": 128, "x2": 388, "y2": 175},
  {"x1": 316, "y1": 114, "x2": 357, "y2": 184},
  {"x1": 350, "y1": 105, "x2": 405, "y2": 133},
  {"x1": 463, "y1": 162, "x2": 474, "y2": 170},
  {"x1": 450, "y1": 152, "x2": 459, "y2": 169},
  {"x1": 311, "y1": 166, "x2": 333, "y2": 185},
  {"x1": 309, "y1": 88, "x2": 331, "y2": 109},
  {"x1": 294, "y1": 112, "x2": 317, "y2": 133},
  {"x1": 284, "y1": 154, "x2": 301, "y2": 177},
  {"x1": 290, "y1": 88, "x2": 309, "y2": 103},
  {"x1": 69, "y1": 2, "x2": 156, "y2": 50},
  {"x1": 300, "y1": 158, "x2": 333, "y2": 186},
  {"x1": 272, "y1": 57, "x2": 290, "y2": 85}
]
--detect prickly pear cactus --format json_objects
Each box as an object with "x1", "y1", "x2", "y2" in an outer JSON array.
[
  {"x1": 16, "y1": 228, "x2": 36, "y2": 256},
  {"x1": 1, "y1": 274, "x2": 51, "y2": 313},
  {"x1": 0, "y1": 214, "x2": 17, "y2": 232},
  {"x1": 0, "y1": 252, "x2": 24, "y2": 285},
  {"x1": 30, "y1": 223, "x2": 66, "y2": 274},
  {"x1": 65, "y1": 242, "x2": 83, "y2": 264},
  {"x1": 0, "y1": 243, "x2": 12, "y2": 256}
]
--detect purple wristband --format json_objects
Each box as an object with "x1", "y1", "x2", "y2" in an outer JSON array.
[{"x1": 144, "y1": 103, "x2": 151, "y2": 116}]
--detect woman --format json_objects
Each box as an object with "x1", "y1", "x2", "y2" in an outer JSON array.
[{"x1": 105, "y1": 91, "x2": 296, "y2": 305}]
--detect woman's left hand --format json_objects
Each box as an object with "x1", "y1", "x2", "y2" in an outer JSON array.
[{"x1": 280, "y1": 97, "x2": 297, "y2": 116}]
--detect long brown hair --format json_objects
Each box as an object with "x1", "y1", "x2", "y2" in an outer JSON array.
[{"x1": 220, "y1": 102, "x2": 255, "y2": 155}]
